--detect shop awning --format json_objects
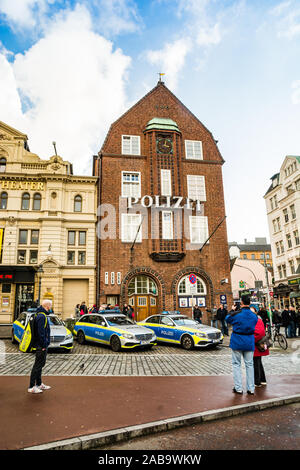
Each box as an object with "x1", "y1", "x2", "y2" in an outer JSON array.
[{"x1": 290, "y1": 291, "x2": 300, "y2": 299}]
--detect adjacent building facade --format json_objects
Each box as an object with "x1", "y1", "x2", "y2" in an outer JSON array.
[
  {"x1": 93, "y1": 81, "x2": 232, "y2": 322},
  {"x1": 264, "y1": 156, "x2": 300, "y2": 309},
  {"x1": 0, "y1": 121, "x2": 97, "y2": 322}
]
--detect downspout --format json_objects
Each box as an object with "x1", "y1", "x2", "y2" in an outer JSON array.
[{"x1": 96, "y1": 152, "x2": 102, "y2": 307}]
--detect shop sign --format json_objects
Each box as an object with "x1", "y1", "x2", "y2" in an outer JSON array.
[
  {"x1": 127, "y1": 195, "x2": 203, "y2": 210},
  {"x1": 288, "y1": 278, "x2": 300, "y2": 286},
  {"x1": 1, "y1": 180, "x2": 45, "y2": 191},
  {"x1": 0, "y1": 273, "x2": 14, "y2": 282}
]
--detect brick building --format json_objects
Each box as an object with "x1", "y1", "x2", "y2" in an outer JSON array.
[{"x1": 93, "y1": 80, "x2": 232, "y2": 322}]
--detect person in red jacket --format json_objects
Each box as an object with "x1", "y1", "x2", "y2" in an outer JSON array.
[{"x1": 253, "y1": 312, "x2": 269, "y2": 387}]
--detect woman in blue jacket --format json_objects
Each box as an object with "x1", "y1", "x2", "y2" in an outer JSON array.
[{"x1": 226, "y1": 295, "x2": 258, "y2": 395}]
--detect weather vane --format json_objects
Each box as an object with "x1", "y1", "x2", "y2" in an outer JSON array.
[{"x1": 158, "y1": 73, "x2": 165, "y2": 82}]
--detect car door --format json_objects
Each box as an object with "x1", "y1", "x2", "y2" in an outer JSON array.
[
  {"x1": 142, "y1": 316, "x2": 161, "y2": 337},
  {"x1": 93, "y1": 315, "x2": 110, "y2": 344},
  {"x1": 159, "y1": 316, "x2": 178, "y2": 343}
]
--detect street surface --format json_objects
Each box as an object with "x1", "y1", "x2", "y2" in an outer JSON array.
[
  {"x1": 101, "y1": 403, "x2": 300, "y2": 450},
  {"x1": 0, "y1": 336, "x2": 299, "y2": 377}
]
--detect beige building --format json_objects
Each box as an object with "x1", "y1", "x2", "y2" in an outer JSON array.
[{"x1": 0, "y1": 121, "x2": 97, "y2": 322}]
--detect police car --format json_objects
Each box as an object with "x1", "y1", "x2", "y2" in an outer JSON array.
[
  {"x1": 73, "y1": 311, "x2": 157, "y2": 352},
  {"x1": 12, "y1": 310, "x2": 74, "y2": 352},
  {"x1": 138, "y1": 312, "x2": 223, "y2": 350}
]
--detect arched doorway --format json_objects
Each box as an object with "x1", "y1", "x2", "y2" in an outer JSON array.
[{"x1": 127, "y1": 275, "x2": 158, "y2": 321}]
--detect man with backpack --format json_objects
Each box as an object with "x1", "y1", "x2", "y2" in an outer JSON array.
[{"x1": 28, "y1": 300, "x2": 52, "y2": 394}]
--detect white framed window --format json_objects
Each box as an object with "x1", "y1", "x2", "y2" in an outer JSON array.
[
  {"x1": 122, "y1": 135, "x2": 141, "y2": 155},
  {"x1": 121, "y1": 213, "x2": 142, "y2": 243},
  {"x1": 162, "y1": 211, "x2": 173, "y2": 240},
  {"x1": 117, "y1": 272, "x2": 122, "y2": 285},
  {"x1": 187, "y1": 175, "x2": 206, "y2": 201},
  {"x1": 161, "y1": 169, "x2": 172, "y2": 196},
  {"x1": 189, "y1": 216, "x2": 209, "y2": 244},
  {"x1": 105, "y1": 272, "x2": 109, "y2": 285},
  {"x1": 111, "y1": 272, "x2": 115, "y2": 285},
  {"x1": 178, "y1": 275, "x2": 206, "y2": 295},
  {"x1": 121, "y1": 172, "x2": 141, "y2": 198},
  {"x1": 185, "y1": 140, "x2": 203, "y2": 160}
]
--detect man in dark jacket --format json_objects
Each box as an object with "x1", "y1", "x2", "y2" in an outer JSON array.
[
  {"x1": 281, "y1": 307, "x2": 292, "y2": 338},
  {"x1": 28, "y1": 300, "x2": 52, "y2": 394},
  {"x1": 217, "y1": 304, "x2": 228, "y2": 335},
  {"x1": 226, "y1": 295, "x2": 258, "y2": 395},
  {"x1": 193, "y1": 306, "x2": 202, "y2": 324}
]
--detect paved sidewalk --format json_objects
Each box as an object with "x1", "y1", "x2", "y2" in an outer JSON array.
[{"x1": 0, "y1": 374, "x2": 299, "y2": 450}]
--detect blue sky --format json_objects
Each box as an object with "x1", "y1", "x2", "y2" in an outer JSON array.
[{"x1": 1, "y1": 0, "x2": 300, "y2": 244}]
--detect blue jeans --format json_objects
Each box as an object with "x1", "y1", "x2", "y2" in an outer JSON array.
[
  {"x1": 231, "y1": 350, "x2": 255, "y2": 393},
  {"x1": 211, "y1": 320, "x2": 218, "y2": 328}
]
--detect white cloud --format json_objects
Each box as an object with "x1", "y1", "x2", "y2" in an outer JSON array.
[
  {"x1": 0, "y1": 0, "x2": 52, "y2": 28},
  {"x1": 269, "y1": 0, "x2": 300, "y2": 39},
  {"x1": 146, "y1": 38, "x2": 191, "y2": 91},
  {"x1": 1, "y1": 4, "x2": 131, "y2": 174}
]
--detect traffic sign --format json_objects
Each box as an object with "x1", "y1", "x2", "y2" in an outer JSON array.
[{"x1": 189, "y1": 274, "x2": 197, "y2": 284}]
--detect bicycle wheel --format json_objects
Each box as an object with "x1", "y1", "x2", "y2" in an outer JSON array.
[{"x1": 276, "y1": 334, "x2": 288, "y2": 350}]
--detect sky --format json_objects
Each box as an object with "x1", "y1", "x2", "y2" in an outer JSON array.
[{"x1": 0, "y1": 0, "x2": 300, "y2": 244}]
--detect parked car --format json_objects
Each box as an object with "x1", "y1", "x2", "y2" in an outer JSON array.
[
  {"x1": 138, "y1": 313, "x2": 223, "y2": 350},
  {"x1": 73, "y1": 312, "x2": 157, "y2": 352},
  {"x1": 12, "y1": 311, "x2": 73, "y2": 352}
]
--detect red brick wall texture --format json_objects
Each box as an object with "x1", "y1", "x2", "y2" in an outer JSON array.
[{"x1": 95, "y1": 81, "x2": 232, "y2": 320}]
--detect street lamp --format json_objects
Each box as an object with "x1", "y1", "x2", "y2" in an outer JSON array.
[{"x1": 37, "y1": 265, "x2": 44, "y2": 305}]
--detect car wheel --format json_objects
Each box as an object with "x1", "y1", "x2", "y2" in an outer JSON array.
[
  {"x1": 181, "y1": 334, "x2": 194, "y2": 351},
  {"x1": 77, "y1": 330, "x2": 86, "y2": 345},
  {"x1": 11, "y1": 329, "x2": 17, "y2": 344},
  {"x1": 110, "y1": 335, "x2": 121, "y2": 352}
]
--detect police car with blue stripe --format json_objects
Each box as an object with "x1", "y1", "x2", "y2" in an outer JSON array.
[
  {"x1": 12, "y1": 309, "x2": 74, "y2": 352},
  {"x1": 138, "y1": 312, "x2": 223, "y2": 350},
  {"x1": 73, "y1": 309, "x2": 157, "y2": 352}
]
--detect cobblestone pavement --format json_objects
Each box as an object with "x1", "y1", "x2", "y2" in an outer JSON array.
[{"x1": 0, "y1": 338, "x2": 299, "y2": 376}]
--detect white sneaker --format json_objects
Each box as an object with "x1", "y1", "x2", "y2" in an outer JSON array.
[
  {"x1": 38, "y1": 383, "x2": 51, "y2": 390},
  {"x1": 28, "y1": 386, "x2": 43, "y2": 394}
]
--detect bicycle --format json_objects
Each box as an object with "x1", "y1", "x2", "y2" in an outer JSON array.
[{"x1": 266, "y1": 324, "x2": 288, "y2": 350}]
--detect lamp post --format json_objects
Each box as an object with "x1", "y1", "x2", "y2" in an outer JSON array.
[{"x1": 37, "y1": 265, "x2": 44, "y2": 305}]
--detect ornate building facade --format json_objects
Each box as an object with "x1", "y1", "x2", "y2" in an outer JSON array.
[
  {"x1": 0, "y1": 121, "x2": 97, "y2": 322},
  {"x1": 93, "y1": 81, "x2": 232, "y2": 321}
]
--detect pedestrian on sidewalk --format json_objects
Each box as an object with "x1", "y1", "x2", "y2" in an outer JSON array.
[
  {"x1": 217, "y1": 304, "x2": 228, "y2": 335},
  {"x1": 253, "y1": 311, "x2": 269, "y2": 387},
  {"x1": 206, "y1": 305, "x2": 218, "y2": 328},
  {"x1": 281, "y1": 306, "x2": 292, "y2": 338},
  {"x1": 28, "y1": 299, "x2": 52, "y2": 394},
  {"x1": 226, "y1": 294, "x2": 258, "y2": 396},
  {"x1": 193, "y1": 305, "x2": 202, "y2": 324}
]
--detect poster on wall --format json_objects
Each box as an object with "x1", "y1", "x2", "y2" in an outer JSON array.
[
  {"x1": 197, "y1": 297, "x2": 206, "y2": 307},
  {"x1": 179, "y1": 298, "x2": 188, "y2": 307}
]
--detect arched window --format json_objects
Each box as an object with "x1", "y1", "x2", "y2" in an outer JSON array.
[
  {"x1": 33, "y1": 193, "x2": 41, "y2": 210},
  {"x1": 21, "y1": 192, "x2": 30, "y2": 210},
  {"x1": 0, "y1": 157, "x2": 6, "y2": 173},
  {"x1": 74, "y1": 194, "x2": 82, "y2": 212},
  {"x1": 0, "y1": 192, "x2": 8, "y2": 209},
  {"x1": 128, "y1": 276, "x2": 158, "y2": 296},
  {"x1": 178, "y1": 275, "x2": 206, "y2": 295}
]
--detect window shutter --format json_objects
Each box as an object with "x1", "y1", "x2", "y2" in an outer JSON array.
[
  {"x1": 189, "y1": 216, "x2": 209, "y2": 244},
  {"x1": 162, "y1": 211, "x2": 173, "y2": 240},
  {"x1": 187, "y1": 175, "x2": 206, "y2": 201},
  {"x1": 185, "y1": 140, "x2": 203, "y2": 160},
  {"x1": 161, "y1": 169, "x2": 172, "y2": 196}
]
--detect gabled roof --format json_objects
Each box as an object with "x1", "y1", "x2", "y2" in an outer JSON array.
[{"x1": 99, "y1": 81, "x2": 224, "y2": 162}]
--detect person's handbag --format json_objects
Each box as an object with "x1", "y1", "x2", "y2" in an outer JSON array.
[{"x1": 256, "y1": 335, "x2": 272, "y2": 352}]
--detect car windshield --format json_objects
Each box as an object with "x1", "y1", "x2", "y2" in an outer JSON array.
[
  {"x1": 106, "y1": 316, "x2": 134, "y2": 326},
  {"x1": 48, "y1": 315, "x2": 63, "y2": 326},
  {"x1": 173, "y1": 317, "x2": 198, "y2": 327}
]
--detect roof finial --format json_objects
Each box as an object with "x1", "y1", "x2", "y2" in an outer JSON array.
[{"x1": 158, "y1": 72, "x2": 165, "y2": 83}]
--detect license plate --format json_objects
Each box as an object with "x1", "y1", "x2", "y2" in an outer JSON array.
[
  {"x1": 141, "y1": 340, "x2": 150, "y2": 345},
  {"x1": 49, "y1": 343, "x2": 60, "y2": 348}
]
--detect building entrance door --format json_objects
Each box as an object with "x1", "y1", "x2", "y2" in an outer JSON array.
[
  {"x1": 127, "y1": 275, "x2": 158, "y2": 321},
  {"x1": 14, "y1": 284, "x2": 34, "y2": 320}
]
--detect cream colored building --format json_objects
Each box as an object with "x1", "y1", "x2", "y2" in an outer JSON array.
[{"x1": 0, "y1": 121, "x2": 97, "y2": 322}]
